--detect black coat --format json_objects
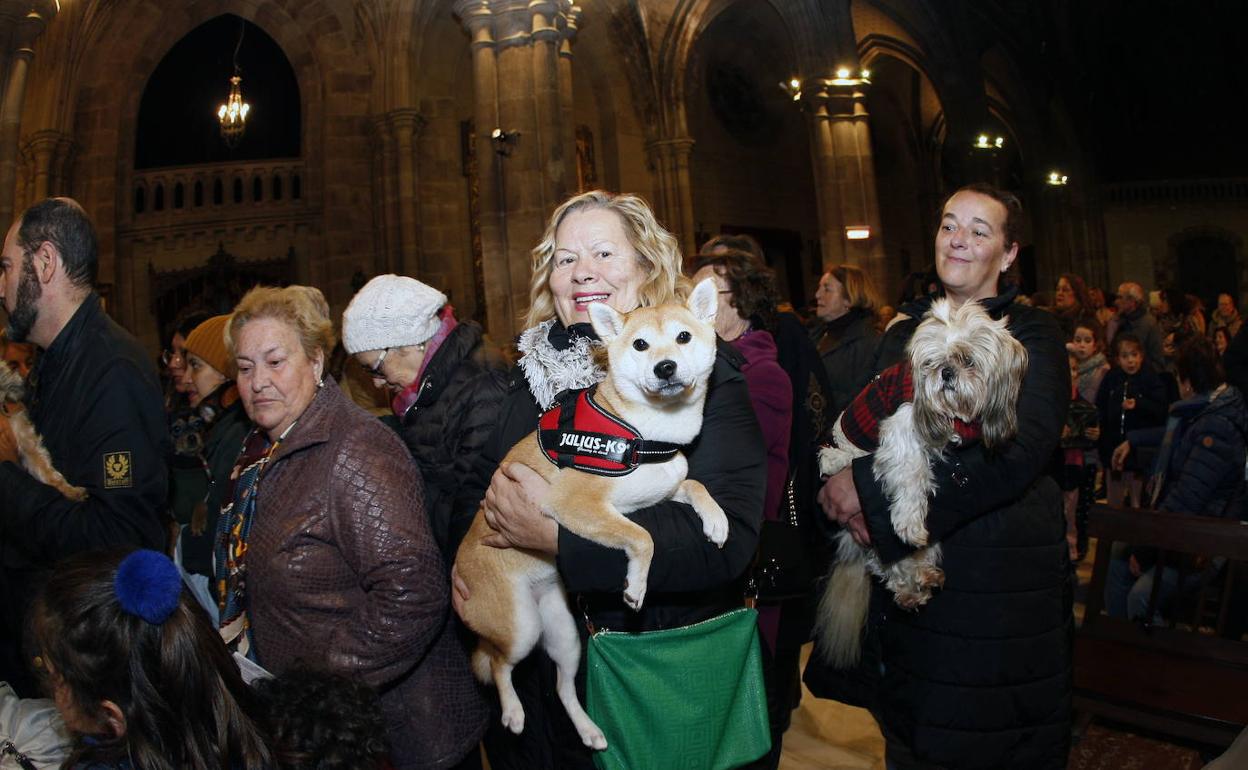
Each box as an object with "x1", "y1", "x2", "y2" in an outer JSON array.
[
  {"x1": 0, "y1": 296, "x2": 170, "y2": 692},
  {"x1": 0, "y1": 295, "x2": 170, "y2": 564},
  {"x1": 805, "y1": 289, "x2": 1073, "y2": 769},
  {"x1": 395, "y1": 322, "x2": 508, "y2": 563},
  {"x1": 810, "y1": 309, "x2": 881, "y2": 417}
]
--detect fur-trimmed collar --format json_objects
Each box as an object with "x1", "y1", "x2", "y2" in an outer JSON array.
[{"x1": 517, "y1": 319, "x2": 606, "y2": 410}]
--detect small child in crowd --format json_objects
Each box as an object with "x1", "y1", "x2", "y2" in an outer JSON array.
[
  {"x1": 1096, "y1": 333, "x2": 1168, "y2": 507},
  {"x1": 1059, "y1": 353, "x2": 1100, "y2": 560},
  {"x1": 1066, "y1": 322, "x2": 1110, "y2": 556}
]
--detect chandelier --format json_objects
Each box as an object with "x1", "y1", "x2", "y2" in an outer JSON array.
[{"x1": 216, "y1": 21, "x2": 250, "y2": 147}]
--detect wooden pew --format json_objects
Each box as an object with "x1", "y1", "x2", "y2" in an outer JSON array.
[{"x1": 1075, "y1": 504, "x2": 1248, "y2": 747}]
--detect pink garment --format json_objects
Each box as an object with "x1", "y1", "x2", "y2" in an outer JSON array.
[
  {"x1": 731, "y1": 328, "x2": 793, "y2": 652},
  {"x1": 391, "y1": 306, "x2": 459, "y2": 416}
]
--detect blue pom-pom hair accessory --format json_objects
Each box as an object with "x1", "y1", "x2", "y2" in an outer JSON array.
[{"x1": 114, "y1": 549, "x2": 183, "y2": 625}]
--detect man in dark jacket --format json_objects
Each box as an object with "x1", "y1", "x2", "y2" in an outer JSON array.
[
  {"x1": 0, "y1": 198, "x2": 170, "y2": 695},
  {"x1": 1108, "y1": 281, "x2": 1166, "y2": 371}
]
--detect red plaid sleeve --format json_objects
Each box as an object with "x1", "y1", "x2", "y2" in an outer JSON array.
[{"x1": 839, "y1": 361, "x2": 913, "y2": 451}]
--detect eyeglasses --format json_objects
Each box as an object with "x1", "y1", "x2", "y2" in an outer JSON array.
[
  {"x1": 161, "y1": 349, "x2": 185, "y2": 367},
  {"x1": 364, "y1": 348, "x2": 390, "y2": 378}
]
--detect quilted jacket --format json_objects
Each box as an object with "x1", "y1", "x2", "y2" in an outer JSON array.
[
  {"x1": 245, "y1": 378, "x2": 487, "y2": 770},
  {"x1": 395, "y1": 321, "x2": 508, "y2": 563}
]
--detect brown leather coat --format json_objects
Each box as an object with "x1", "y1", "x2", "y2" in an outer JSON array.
[{"x1": 246, "y1": 378, "x2": 488, "y2": 769}]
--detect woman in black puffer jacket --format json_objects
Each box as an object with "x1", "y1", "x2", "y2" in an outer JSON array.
[
  {"x1": 807, "y1": 184, "x2": 1071, "y2": 769},
  {"x1": 343, "y1": 274, "x2": 509, "y2": 564}
]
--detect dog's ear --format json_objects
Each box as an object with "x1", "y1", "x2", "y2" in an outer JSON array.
[
  {"x1": 588, "y1": 301, "x2": 626, "y2": 343},
  {"x1": 688, "y1": 278, "x2": 719, "y2": 327},
  {"x1": 980, "y1": 333, "x2": 1028, "y2": 449},
  {"x1": 912, "y1": 384, "x2": 953, "y2": 449}
]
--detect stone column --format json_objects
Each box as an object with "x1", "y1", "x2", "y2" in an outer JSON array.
[
  {"x1": 0, "y1": 2, "x2": 55, "y2": 226},
  {"x1": 805, "y1": 76, "x2": 887, "y2": 294},
  {"x1": 645, "y1": 137, "x2": 697, "y2": 259},
  {"x1": 389, "y1": 109, "x2": 425, "y2": 278},
  {"x1": 455, "y1": 0, "x2": 577, "y2": 342},
  {"x1": 22, "y1": 127, "x2": 71, "y2": 200},
  {"x1": 368, "y1": 109, "x2": 427, "y2": 279}
]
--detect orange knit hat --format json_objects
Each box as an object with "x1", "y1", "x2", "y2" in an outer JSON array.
[{"x1": 184, "y1": 314, "x2": 234, "y2": 379}]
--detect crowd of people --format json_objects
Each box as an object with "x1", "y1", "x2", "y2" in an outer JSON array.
[{"x1": 0, "y1": 189, "x2": 1242, "y2": 769}]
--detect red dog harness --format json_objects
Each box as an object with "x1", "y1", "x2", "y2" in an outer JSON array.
[{"x1": 538, "y1": 386, "x2": 682, "y2": 476}]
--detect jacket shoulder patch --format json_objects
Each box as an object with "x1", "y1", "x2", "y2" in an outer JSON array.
[{"x1": 103, "y1": 451, "x2": 133, "y2": 488}]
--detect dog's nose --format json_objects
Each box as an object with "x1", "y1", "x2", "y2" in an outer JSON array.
[
  {"x1": 654, "y1": 360, "x2": 677, "y2": 380},
  {"x1": 941, "y1": 366, "x2": 955, "y2": 383}
]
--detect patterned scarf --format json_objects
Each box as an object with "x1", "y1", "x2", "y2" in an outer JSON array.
[{"x1": 214, "y1": 424, "x2": 293, "y2": 660}]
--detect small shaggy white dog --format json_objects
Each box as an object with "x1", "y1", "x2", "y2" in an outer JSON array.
[{"x1": 814, "y1": 299, "x2": 1028, "y2": 667}]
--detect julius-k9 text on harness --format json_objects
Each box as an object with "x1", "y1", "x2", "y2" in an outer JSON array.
[{"x1": 538, "y1": 386, "x2": 682, "y2": 476}]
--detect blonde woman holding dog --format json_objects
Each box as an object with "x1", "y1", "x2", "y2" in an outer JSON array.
[
  {"x1": 453, "y1": 190, "x2": 767, "y2": 770},
  {"x1": 808, "y1": 183, "x2": 1072, "y2": 769}
]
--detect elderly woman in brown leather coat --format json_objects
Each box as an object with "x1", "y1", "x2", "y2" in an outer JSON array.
[{"x1": 215, "y1": 285, "x2": 487, "y2": 770}]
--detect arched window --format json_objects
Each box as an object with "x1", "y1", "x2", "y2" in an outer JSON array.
[
  {"x1": 291, "y1": 174, "x2": 301, "y2": 200},
  {"x1": 134, "y1": 186, "x2": 146, "y2": 214},
  {"x1": 272, "y1": 174, "x2": 283, "y2": 200},
  {"x1": 233, "y1": 177, "x2": 244, "y2": 203},
  {"x1": 173, "y1": 182, "x2": 184, "y2": 209},
  {"x1": 253, "y1": 176, "x2": 263, "y2": 202},
  {"x1": 213, "y1": 178, "x2": 224, "y2": 205},
  {"x1": 194, "y1": 180, "x2": 204, "y2": 207},
  {"x1": 134, "y1": 15, "x2": 301, "y2": 169},
  {"x1": 153, "y1": 184, "x2": 165, "y2": 211}
]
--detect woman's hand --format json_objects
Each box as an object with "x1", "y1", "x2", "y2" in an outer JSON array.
[
  {"x1": 481, "y1": 462, "x2": 559, "y2": 553},
  {"x1": 817, "y1": 468, "x2": 871, "y2": 546},
  {"x1": 1085, "y1": 426, "x2": 1100, "y2": 441},
  {"x1": 1111, "y1": 440, "x2": 1131, "y2": 471}
]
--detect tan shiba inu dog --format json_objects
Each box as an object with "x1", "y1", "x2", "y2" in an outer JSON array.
[
  {"x1": 0, "y1": 364, "x2": 87, "y2": 501},
  {"x1": 454, "y1": 278, "x2": 728, "y2": 750}
]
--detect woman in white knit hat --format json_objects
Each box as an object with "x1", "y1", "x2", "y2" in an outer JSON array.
[{"x1": 343, "y1": 274, "x2": 509, "y2": 563}]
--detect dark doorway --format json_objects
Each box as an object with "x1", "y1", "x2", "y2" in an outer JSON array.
[
  {"x1": 1176, "y1": 235, "x2": 1238, "y2": 310},
  {"x1": 719, "y1": 225, "x2": 808, "y2": 311}
]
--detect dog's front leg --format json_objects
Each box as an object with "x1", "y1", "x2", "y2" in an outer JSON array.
[
  {"x1": 673, "y1": 479, "x2": 728, "y2": 547},
  {"x1": 875, "y1": 404, "x2": 936, "y2": 547},
  {"x1": 544, "y1": 483, "x2": 655, "y2": 610}
]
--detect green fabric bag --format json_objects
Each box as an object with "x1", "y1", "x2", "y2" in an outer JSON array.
[{"x1": 585, "y1": 607, "x2": 771, "y2": 770}]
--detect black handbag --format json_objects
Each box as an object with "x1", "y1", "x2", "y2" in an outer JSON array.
[{"x1": 750, "y1": 474, "x2": 816, "y2": 601}]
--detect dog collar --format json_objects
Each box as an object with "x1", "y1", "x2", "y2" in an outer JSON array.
[{"x1": 538, "y1": 386, "x2": 682, "y2": 476}]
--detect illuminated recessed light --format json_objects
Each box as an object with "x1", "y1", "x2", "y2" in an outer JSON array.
[{"x1": 845, "y1": 226, "x2": 871, "y2": 240}]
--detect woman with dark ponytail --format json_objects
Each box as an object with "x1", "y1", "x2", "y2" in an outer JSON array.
[{"x1": 29, "y1": 548, "x2": 271, "y2": 770}]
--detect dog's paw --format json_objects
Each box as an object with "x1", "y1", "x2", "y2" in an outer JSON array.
[
  {"x1": 702, "y1": 508, "x2": 729, "y2": 548},
  {"x1": 919, "y1": 565, "x2": 945, "y2": 591},
  {"x1": 501, "y1": 703, "x2": 526, "y2": 735},
  {"x1": 578, "y1": 723, "x2": 608, "y2": 751},
  {"x1": 623, "y1": 579, "x2": 647, "y2": 611},
  {"x1": 893, "y1": 587, "x2": 932, "y2": 611}
]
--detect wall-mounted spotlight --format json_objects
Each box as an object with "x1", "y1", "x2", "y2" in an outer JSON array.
[
  {"x1": 828, "y1": 67, "x2": 871, "y2": 87},
  {"x1": 973, "y1": 134, "x2": 1005, "y2": 150},
  {"x1": 1046, "y1": 170, "x2": 1069, "y2": 186},
  {"x1": 780, "y1": 77, "x2": 802, "y2": 101},
  {"x1": 491, "y1": 128, "x2": 520, "y2": 156},
  {"x1": 845, "y1": 226, "x2": 872, "y2": 241}
]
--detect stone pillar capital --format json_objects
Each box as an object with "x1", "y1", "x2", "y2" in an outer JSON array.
[{"x1": 386, "y1": 108, "x2": 426, "y2": 139}]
